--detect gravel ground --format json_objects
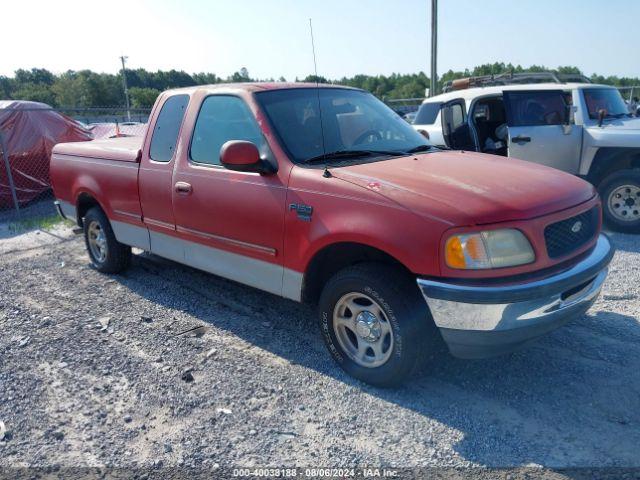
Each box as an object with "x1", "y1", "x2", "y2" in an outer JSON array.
[{"x1": 0, "y1": 222, "x2": 639, "y2": 477}]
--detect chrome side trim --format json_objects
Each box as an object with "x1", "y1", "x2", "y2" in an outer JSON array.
[
  {"x1": 176, "y1": 225, "x2": 277, "y2": 257},
  {"x1": 113, "y1": 209, "x2": 143, "y2": 221},
  {"x1": 144, "y1": 218, "x2": 175, "y2": 230},
  {"x1": 148, "y1": 230, "x2": 290, "y2": 297},
  {"x1": 97, "y1": 218, "x2": 303, "y2": 300},
  {"x1": 111, "y1": 221, "x2": 151, "y2": 250}
]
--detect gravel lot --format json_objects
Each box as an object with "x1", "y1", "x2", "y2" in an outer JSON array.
[{"x1": 0, "y1": 220, "x2": 639, "y2": 476}]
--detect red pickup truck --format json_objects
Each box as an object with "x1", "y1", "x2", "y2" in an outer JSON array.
[{"x1": 51, "y1": 83, "x2": 613, "y2": 386}]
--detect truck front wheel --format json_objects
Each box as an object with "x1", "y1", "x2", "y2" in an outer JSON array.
[
  {"x1": 599, "y1": 169, "x2": 640, "y2": 233},
  {"x1": 83, "y1": 207, "x2": 132, "y2": 273},
  {"x1": 318, "y1": 263, "x2": 437, "y2": 387}
]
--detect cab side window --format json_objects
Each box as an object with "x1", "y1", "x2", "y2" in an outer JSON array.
[
  {"x1": 149, "y1": 94, "x2": 189, "y2": 162},
  {"x1": 190, "y1": 96, "x2": 265, "y2": 166},
  {"x1": 450, "y1": 103, "x2": 465, "y2": 130},
  {"x1": 505, "y1": 91, "x2": 569, "y2": 127}
]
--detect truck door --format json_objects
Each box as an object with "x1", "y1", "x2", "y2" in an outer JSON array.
[
  {"x1": 139, "y1": 93, "x2": 190, "y2": 233},
  {"x1": 503, "y1": 90, "x2": 582, "y2": 173},
  {"x1": 170, "y1": 93, "x2": 287, "y2": 296},
  {"x1": 440, "y1": 99, "x2": 475, "y2": 150}
]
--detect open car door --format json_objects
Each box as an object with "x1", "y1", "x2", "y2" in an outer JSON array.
[
  {"x1": 440, "y1": 99, "x2": 475, "y2": 150},
  {"x1": 503, "y1": 90, "x2": 582, "y2": 173}
]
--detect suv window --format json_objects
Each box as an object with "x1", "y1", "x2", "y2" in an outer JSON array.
[
  {"x1": 414, "y1": 102, "x2": 442, "y2": 125},
  {"x1": 504, "y1": 91, "x2": 568, "y2": 126},
  {"x1": 190, "y1": 95, "x2": 265, "y2": 165},
  {"x1": 149, "y1": 94, "x2": 189, "y2": 162},
  {"x1": 450, "y1": 103, "x2": 465, "y2": 129}
]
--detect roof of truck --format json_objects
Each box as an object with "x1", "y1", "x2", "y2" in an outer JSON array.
[
  {"x1": 166, "y1": 82, "x2": 362, "y2": 95},
  {"x1": 422, "y1": 82, "x2": 615, "y2": 104}
]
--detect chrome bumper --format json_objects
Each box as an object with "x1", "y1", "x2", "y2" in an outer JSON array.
[
  {"x1": 54, "y1": 200, "x2": 77, "y2": 222},
  {"x1": 417, "y1": 234, "x2": 614, "y2": 358},
  {"x1": 54, "y1": 200, "x2": 66, "y2": 219}
]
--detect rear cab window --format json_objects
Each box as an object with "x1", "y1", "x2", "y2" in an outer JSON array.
[
  {"x1": 149, "y1": 94, "x2": 189, "y2": 162},
  {"x1": 414, "y1": 102, "x2": 442, "y2": 125}
]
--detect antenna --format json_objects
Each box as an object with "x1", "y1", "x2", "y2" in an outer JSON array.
[{"x1": 308, "y1": 18, "x2": 331, "y2": 177}]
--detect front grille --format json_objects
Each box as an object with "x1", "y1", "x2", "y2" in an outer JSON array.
[{"x1": 544, "y1": 207, "x2": 599, "y2": 259}]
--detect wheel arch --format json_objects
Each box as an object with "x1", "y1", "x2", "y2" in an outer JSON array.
[
  {"x1": 75, "y1": 191, "x2": 105, "y2": 227},
  {"x1": 301, "y1": 241, "x2": 414, "y2": 305},
  {"x1": 586, "y1": 147, "x2": 640, "y2": 185}
]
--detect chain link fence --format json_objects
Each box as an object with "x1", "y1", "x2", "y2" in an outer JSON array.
[{"x1": 0, "y1": 107, "x2": 150, "y2": 219}]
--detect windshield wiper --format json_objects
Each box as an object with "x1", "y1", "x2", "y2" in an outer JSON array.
[
  {"x1": 304, "y1": 149, "x2": 403, "y2": 164},
  {"x1": 600, "y1": 112, "x2": 631, "y2": 120}
]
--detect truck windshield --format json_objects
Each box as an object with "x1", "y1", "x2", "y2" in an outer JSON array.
[
  {"x1": 583, "y1": 88, "x2": 630, "y2": 119},
  {"x1": 256, "y1": 88, "x2": 431, "y2": 164}
]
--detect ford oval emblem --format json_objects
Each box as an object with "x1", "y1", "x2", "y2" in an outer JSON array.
[{"x1": 571, "y1": 220, "x2": 583, "y2": 233}]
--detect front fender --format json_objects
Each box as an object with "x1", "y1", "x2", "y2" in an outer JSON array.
[{"x1": 283, "y1": 175, "x2": 446, "y2": 277}]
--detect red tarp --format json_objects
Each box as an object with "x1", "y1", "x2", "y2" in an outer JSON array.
[{"x1": 0, "y1": 100, "x2": 92, "y2": 208}]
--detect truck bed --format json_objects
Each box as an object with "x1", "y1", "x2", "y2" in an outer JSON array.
[{"x1": 51, "y1": 136, "x2": 144, "y2": 226}]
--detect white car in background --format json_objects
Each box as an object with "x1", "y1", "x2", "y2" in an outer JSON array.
[{"x1": 413, "y1": 74, "x2": 640, "y2": 232}]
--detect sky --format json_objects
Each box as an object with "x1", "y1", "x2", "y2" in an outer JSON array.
[{"x1": 2, "y1": 0, "x2": 638, "y2": 80}]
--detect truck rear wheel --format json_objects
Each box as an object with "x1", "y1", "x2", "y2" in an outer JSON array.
[
  {"x1": 83, "y1": 207, "x2": 131, "y2": 273},
  {"x1": 599, "y1": 169, "x2": 640, "y2": 233},
  {"x1": 318, "y1": 263, "x2": 437, "y2": 387}
]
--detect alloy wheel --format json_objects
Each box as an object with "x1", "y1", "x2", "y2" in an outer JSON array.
[{"x1": 332, "y1": 292, "x2": 394, "y2": 368}]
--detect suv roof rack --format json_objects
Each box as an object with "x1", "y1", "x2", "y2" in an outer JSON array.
[{"x1": 442, "y1": 72, "x2": 592, "y2": 93}]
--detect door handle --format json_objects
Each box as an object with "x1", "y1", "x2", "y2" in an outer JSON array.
[
  {"x1": 512, "y1": 135, "x2": 531, "y2": 143},
  {"x1": 174, "y1": 181, "x2": 192, "y2": 194}
]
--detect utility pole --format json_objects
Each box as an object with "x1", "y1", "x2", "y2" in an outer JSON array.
[
  {"x1": 119, "y1": 55, "x2": 131, "y2": 121},
  {"x1": 429, "y1": 0, "x2": 438, "y2": 97}
]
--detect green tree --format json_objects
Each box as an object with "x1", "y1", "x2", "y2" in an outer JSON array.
[
  {"x1": 129, "y1": 87, "x2": 161, "y2": 107},
  {"x1": 12, "y1": 83, "x2": 56, "y2": 105},
  {"x1": 302, "y1": 75, "x2": 329, "y2": 84}
]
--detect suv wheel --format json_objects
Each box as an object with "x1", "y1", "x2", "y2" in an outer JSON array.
[
  {"x1": 83, "y1": 207, "x2": 132, "y2": 273},
  {"x1": 318, "y1": 263, "x2": 437, "y2": 387},
  {"x1": 599, "y1": 169, "x2": 640, "y2": 233}
]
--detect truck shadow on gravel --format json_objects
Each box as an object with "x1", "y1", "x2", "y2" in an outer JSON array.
[
  {"x1": 604, "y1": 230, "x2": 639, "y2": 254},
  {"x1": 118, "y1": 251, "x2": 640, "y2": 468}
]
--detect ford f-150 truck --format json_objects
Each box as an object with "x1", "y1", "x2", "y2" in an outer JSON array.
[{"x1": 51, "y1": 83, "x2": 613, "y2": 387}]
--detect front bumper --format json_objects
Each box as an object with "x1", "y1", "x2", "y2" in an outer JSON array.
[{"x1": 417, "y1": 234, "x2": 614, "y2": 359}]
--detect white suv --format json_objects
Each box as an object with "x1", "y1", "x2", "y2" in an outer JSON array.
[{"x1": 414, "y1": 78, "x2": 640, "y2": 232}]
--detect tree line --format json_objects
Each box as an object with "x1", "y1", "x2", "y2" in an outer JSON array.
[{"x1": 1, "y1": 63, "x2": 638, "y2": 109}]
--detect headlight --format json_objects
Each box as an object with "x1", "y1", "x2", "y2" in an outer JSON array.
[{"x1": 444, "y1": 229, "x2": 535, "y2": 269}]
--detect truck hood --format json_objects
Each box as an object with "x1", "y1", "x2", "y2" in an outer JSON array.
[
  {"x1": 585, "y1": 117, "x2": 640, "y2": 148},
  {"x1": 330, "y1": 150, "x2": 596, "y2": 226},
  {"x1": 589, "y1": 117, "x2": 640, "y2": 131}
]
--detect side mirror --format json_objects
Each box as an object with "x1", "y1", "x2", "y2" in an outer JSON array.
[{"x1": 220, "y1": 140, "x2": 275, "y2": 174}]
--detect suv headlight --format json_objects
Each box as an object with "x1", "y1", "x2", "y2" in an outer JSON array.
[{"x1": 444, "y1": 229, "x2": 535, "y2": 269}]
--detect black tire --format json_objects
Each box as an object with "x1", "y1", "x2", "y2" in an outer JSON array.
[
  {"x1": 598, "y1": 169, "x2": 640, "y2": 233},
  {"x1": 318, "y1": 263, "x2": 438, "y2": 387},
  {"x1": 83, "y1": 207, "x2": 131, "y2": 273}
]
